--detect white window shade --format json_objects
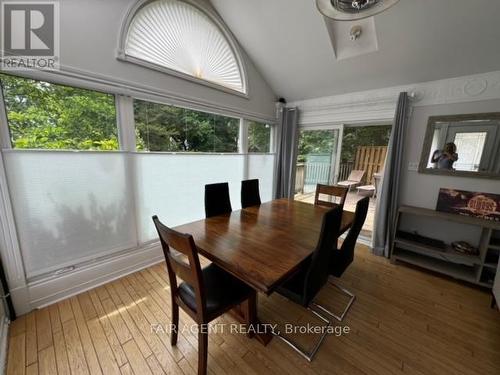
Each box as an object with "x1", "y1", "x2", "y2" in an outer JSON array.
[
  {"x1": 134, "y1": 153, "x2": 244, "y2": 243},
  {"x1": 124, "y1": 0, "x2": 245, "y2": 93},
  {"x1": 3, "y1": 151, "x2": 137, "y2": 278},
  {"x1": 248, "y1": 154, "x2": 275, "y2": 202}
]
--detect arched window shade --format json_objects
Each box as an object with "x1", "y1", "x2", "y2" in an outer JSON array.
[{"x1": 122, "y1": 0, "x2": 246, "y2": 94}]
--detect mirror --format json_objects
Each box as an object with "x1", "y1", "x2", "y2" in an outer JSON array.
[{"x1": 419, "y1": 113, "x2": 500, "y2": 179}]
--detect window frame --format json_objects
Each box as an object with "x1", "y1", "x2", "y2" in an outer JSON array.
[{"x1": 117, "y1": 0, "x2": 249, "y2": 98}]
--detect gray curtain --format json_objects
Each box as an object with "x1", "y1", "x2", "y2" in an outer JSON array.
[
  {"x1": 274, "y1": 105, "x2": 299, "y2": 199},
  {"x1": 372, "y1": 92, "x2": 409, "y2": 257}
]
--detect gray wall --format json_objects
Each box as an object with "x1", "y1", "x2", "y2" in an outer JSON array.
[
  {"x1": 400, "y1": 99, "x2": 500, "y2": 209},
  {"x1": 399, "y1": 99, "x2": 500, "y2": 241},
  {"x1": 55, "y1": 0, "x2": 276, "y2": 120}
]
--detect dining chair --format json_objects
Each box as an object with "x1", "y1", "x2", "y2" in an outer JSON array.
[
  {"x1": 274, "y1": 206, "x2": 343, "y2": 361},
  {"x1": 152, "y1": 215, "x2": 255, "y2": 375},
  {"x1": 314, "y1": 184, "x2": 348, "y2": 208},
  {"x1": 241, "y1": 179, "x2": 261, "y2": 208},
  {"x1": 205, "y1": 182, "x2": 232, "y2": 218},
  {"x1": 313, "y1": 196, "x2": 369, "y2": 322}
]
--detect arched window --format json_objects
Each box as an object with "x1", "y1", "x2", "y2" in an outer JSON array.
[{"x1": 119, "y1": 0, "x2": 247, "y2": 95}]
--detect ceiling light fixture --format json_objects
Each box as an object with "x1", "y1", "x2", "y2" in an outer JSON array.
[{"x1": 316, "y1": 0, "x2": 400, "y2": 21}]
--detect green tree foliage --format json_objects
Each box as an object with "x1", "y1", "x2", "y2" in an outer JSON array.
[
  {"x1": 0, "y1": 73, "x2": 118, "y2": 150},
  {"x1": 134, "y1": 100, "x2": 239, "y2": 152},
  {"x1": 297, "y1": 130, "x2": 337, "y2": 163},
  {"x1": 248, "y1": 121, "x2": 271, "y2": 152},
  {"x1": 341, "y1": 126, "x2": 391, "y2": 162}
]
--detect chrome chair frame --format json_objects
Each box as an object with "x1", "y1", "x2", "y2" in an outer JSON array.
[
  {"x1": 311, "y1": 279, "x2": 356, "y2": 322},
  {"x1": 272, "y1": 305, "x2": 331, "y2": 362}
]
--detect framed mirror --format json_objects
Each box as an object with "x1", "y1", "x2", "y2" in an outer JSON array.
[{"x1": 419, "y1": 112, "x2": 500, "y2": 179}]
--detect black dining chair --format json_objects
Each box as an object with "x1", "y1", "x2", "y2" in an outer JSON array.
[
  {"x1": 274, "y1": 206, "x2": 343, "y2": 361},
  {"x1": 204, "y1": 182, "x2": 232, "y2": 218},
  {"x1": 314, "y1": 196, "x2": 369, "y2": 322},
  {"x1": 152, "y1": 215, "x2": 255, "y2": 375},
  {"x1": 241, "y1": 179, "x2": 261, "y2": 208}
]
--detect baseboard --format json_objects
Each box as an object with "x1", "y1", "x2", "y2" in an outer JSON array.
[
  {"x1": 23, "y1": 243, "x2": 164, "y2": 313},
  {"x1": 0, "y1": 316, "x2": 9, "y2": 374}
]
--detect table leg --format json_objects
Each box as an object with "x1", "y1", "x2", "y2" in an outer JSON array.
[{"x1": 229, "y1": 291, "x2": 273, "y2": 346}]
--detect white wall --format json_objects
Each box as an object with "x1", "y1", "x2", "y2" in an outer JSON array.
[
  {"x1": 400, "y1": 99, "x2": 500, "y2": 209},
  {"x1": 37, "y1": 0, "x2": 277, "y2": 121}
]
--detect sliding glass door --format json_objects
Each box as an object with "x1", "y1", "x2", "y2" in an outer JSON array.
[{"x1": 294, "y1": 127, "x2": 342, "y2": 202}]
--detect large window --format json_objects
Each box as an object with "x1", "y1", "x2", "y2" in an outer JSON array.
[
  {"x1": 134, "y1": 99, "x2": 239, "y2": 152},
  {"x1": 0, "y1": 74, "x2": 118, "y2": 150},
  {"x1": 0, "y1": 75, "x2": 275, "y2": 279},
  {"x1": 122, "y1": 0, "x2": 246, "y2": 93}
]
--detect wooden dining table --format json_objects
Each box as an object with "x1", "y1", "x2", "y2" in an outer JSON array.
[{"x1": 174, "y1": 198, "x2": 355, "y2": 345}]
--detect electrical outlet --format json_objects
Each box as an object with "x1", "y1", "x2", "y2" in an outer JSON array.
[{"x1": 408, "y1": 162, "x2": 419, "y2": 171}]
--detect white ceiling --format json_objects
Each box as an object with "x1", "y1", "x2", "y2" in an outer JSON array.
[{"x1": 210, "y1": 0, "x2": 500, "y2": 102}]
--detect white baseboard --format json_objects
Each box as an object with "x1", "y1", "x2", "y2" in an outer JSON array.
[
  {"x1": 0, "y1": 317, "x2": 9, "y2": 374},
  {"x1": 13, "y1": 243, "x2": 164, "y2": 314}
]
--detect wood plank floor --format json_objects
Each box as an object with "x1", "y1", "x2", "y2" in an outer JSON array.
[{"x1": 6, "y1": 245, "x2": 500, "y2": 375}]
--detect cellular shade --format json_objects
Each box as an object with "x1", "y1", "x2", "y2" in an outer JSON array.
[
  {"x1": 247, "y1": 154, "x2": 275, "y2": 202},
  {"x1": 134, "y1": 153, "x2": 245, "y2": 243},
  {"x1": 3, "y1": 151, "x2": 137, "y2": 277},
  {"x1": 124, "y1": 0, "x2": 245, "y2": 93}
]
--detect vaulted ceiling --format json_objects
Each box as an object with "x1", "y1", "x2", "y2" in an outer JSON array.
[{"x1": 210, "y1": 0, "x2": 500, "y2": 102}]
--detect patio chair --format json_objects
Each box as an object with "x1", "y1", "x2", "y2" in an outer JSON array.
[{"x1": 337, "y1": 170, "x2": 365, "y2": 191}]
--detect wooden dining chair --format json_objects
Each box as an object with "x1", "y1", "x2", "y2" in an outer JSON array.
[
  {"x1": 205, "y1": 182, "x2": 232, "y2": 218},
  {"x1": 274, "y1": 206, "x2": 343, "y2": 361},
  {"x1": 152, "y1": 216, "x2": 255, "y2": 375},
  {"x1": 241, "y1": 179, "x2": 261, "y2": 208},
  {"x1": 313, "y1": 197, "x2": 369, "y2": 322},
  {"x1": 314, "y1": 184, "x2": 348, "y2": 208}
]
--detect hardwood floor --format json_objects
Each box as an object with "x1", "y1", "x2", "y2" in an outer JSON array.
[{"x1": 6, "y1": 245, "x2": 500, "y2": 375}]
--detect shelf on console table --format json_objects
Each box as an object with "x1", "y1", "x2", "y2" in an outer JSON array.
[{"x1": 391, "y1": 205, "x2": 500, "y2": 288}]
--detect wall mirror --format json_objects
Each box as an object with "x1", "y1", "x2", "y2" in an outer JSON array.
[{"x1": 419, "y1": 112, "x2": 500, "y2": 179}]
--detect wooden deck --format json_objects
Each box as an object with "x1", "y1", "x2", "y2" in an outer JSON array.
[
  {"x1": 6, "y1": 245, "x2": 500, "y2": 375},
  {"x1": 295, "y1": 191, "x2": 377, "y2": 237}
]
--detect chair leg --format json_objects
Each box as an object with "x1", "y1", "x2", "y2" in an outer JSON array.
[
  {"x1": 273, "y1": 306, "x2": 330, "y2": 362},
  {"x1": 198, "y1": 330, "x2": 208, "y2": 375},
  {"x1": 312, "y1": 281, "x2": 356, "y2": 322},
  {"x1": 171, "y1": 301, "x2": 179, "y2": 346}
]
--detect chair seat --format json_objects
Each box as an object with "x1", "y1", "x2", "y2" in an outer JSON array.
[{"x1": 179, "y1": 264, "x2": 253, "y2": 317}]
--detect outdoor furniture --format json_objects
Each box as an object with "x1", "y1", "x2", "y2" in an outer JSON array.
[
  {"x1": 241, "y1": 179, "x2": 261, "y2": 208},
  {"x1": 314, "y1": 184, "x2": 348, "y2": 208},
  {"x1": 337, "y1": 170, "x2": 366, "y2": 191},
  {"x1": 356, "y1": 185, "x2": 376, "y2": 197}
]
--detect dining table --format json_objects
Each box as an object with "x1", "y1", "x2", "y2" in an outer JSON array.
[{"x1": 173, "y1": 198, "x2": 355, "y2": 345}]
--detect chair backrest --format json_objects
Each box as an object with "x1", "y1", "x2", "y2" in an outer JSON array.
[
  {"x1": 302, "y1": 205, "x2": 343, "y2": 305},
  {"x1": 152, "y1": 215, "x2": 206, "y2": 320},
  {"x1": 337, "y1": 197, "x2": 369, "y2": 273},
  {"x1": 241, "y1": 179, "x2": 261, "y2": 208},
  {"x1": 205, "y1": 182, "x2": 232, "y2": 218},
  {"x1": 347, "y1": 170, "x2": 365, "y2": 183},
  {"x1": 314, "y1": 184, "x2": 348, "y2": 208}
]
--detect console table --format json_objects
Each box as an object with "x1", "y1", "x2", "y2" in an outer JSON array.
[{"x1": 390, "y1": 206, "x2": 500, "y2": 288}]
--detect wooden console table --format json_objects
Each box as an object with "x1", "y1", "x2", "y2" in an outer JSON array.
[{"x1": 390, "y1": 206, "x2": 500, "y2": 288}]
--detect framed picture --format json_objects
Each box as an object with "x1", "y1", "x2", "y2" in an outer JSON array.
[{"x1": 436, "y1": 188, "x2": 500, "y2": 222}]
